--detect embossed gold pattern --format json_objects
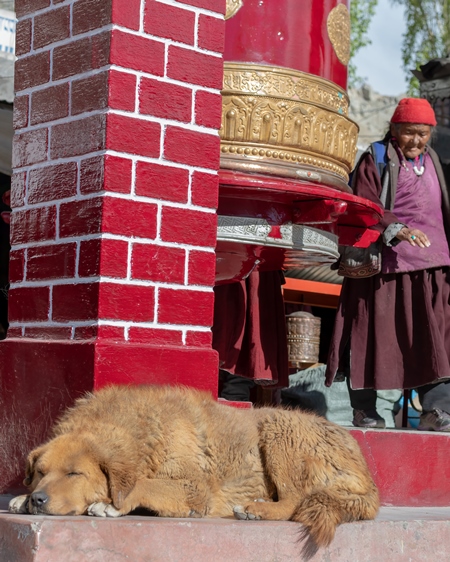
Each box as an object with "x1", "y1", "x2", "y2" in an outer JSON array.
[
  {"x1": 223, "y1": 63, "x2": 349, "y2": 116},
  {"x1": 220, "y1": 63, "x2": 359, "y2": 188},
  {"x1": 225, "y1": 0, "x2": 243, "y2": 20},
  {"x1": 327, "y1": 4, "x2": 351, "y2": 66}
]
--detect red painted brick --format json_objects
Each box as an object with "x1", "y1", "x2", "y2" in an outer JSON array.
[
  {"x1": 9, "y1": 249, "x2": 25, "y2": 283},
  {"x1": 188, "y1": 249, "x2": 216, "y2": 285},
  {"x1": 158, "y1": 287, "x2": 214, "y2": 326},
  {"x1": 80, "y1": 155, "x2": 132, "y2": 195},
  {"x1": 10, "y1": 172, "x2": 27, "y2": 209},
  {"x1": 72, "y1": 72, "x2": 108, "y2": 115},
  {"x1": 78, "y1": 238, "x2": 101, "y2": 277},
  {"x1": 74, "y1": 325, "x2": 98, "y2": 339},
  {"x1": 198, "y1": 15, "x2": 225, "y2": 53},
  {"x1": 72, "y1": 0, "x2": 112, "y2": 35},
  {"x1": 13, "y1": 127, "x2": 49, "y2": 169},
  {"x1": 139, "y1": 78, "x2": 192, "y2": 122},
  {"x1": 8, "y1": 286, "x2": 50, "y2": 323},
  {"x1": 52, "y1": 283, "x2": 99, "y2": 321},
  {"x1": 195, "y1": 90, "x2": 222, "y2": 129},
  {"x1": 97, "y1": 325, "x2": 125, "y2": 339},
  {"x1": 111, "y1": 30, "x2": 165, "y2": 76},
  {"x1": 79, "y1": 237, "x2": 129, "y2": 278},
  {"x1": 99, "y1": 283, "x2": 155, "y2": 322},
  {"x1": 164, "y1": 126, "x2": 220, "y2": 169},
  {"x1": 102, "y1": 197, "x2": 158, "y2": 239},
  {"x1": 105, "y1": 155, "x2": 133, "y2": 194},
  {"x1": 24, "y1": 327, "x2": 73, "y2": 339},
  {"x1": 15, "y1": 18, "x2": 32, "y2": 57},
  {"x1": 6, "y1": 328, "x2": 22, "y2": 337},
  {"x1": 80, "y1": 156, "x2": 103, "y2": 195},
  {"x1": 131, "y1": 243, "x2": 185, "y2": 283},
  {"x1": 167, "y1": 45, "x2": 223, "y2": 90},
  {"x1": 30, "y1": 83, "x2": 69, "y2": 125},
  {"x1": 185, "y1": 330, "x2": 213, "y2": 347},
  {"x1": 59, "y1": 198, "x2": 103, "y2": 238},
  {"x1": 102, "y1": 238, "x2": 129, "y2": 278},
  {"x1": 34, "y1": 6, "x2": 70, "y2": 49},
  {"x1": 28, "y1": 162, "x2": 78, "y2": 204},
  {"x1": 161, "y1": 206, "x2": 217, "y2": 247},
  {"x1": 15, "y1": 52, "x2": 50, "y2": 92},
  {"x1": 100, "y1": 238, "x2": 129, "y2": 278},
  {"x1": 109, "y1": 70, "x2": 136, "y2": 112},
  {"x1": 135, "y1": 162, "x2": 189, "y2": 202},
  {"x1": 27, "y1": 243, "x2": 77, "y2": 281},
  {"x1": 174, "y1": 0, "x2": 226, "y2": 13},
  {"x1": 16, "y1": 0, "x2": 50, "y2": 18},
  {"x1": 128, "y1": 327, "x2": 182, "y2": 345},
  {"x1": 191, "y1": 171, "x2": 218, "y2": 209},
  {"x1": 53, "y1": 32, "x2": 110, "y2": 81},
  {"x1": 11, "y1": 206, "x2": 57, "y2": 244},
  {"x1": 13, "y1": 95, "x2": 29, "y2": 130},
  {"x1": 50, "y1": 114, "x2": 106, "y2": 159},
  {"x1": 112, "y1": 0, "x2": 141, "y2": 30},
  {"x1": 144, "y1": 0, "x2": 195, "y2": 45},
  {"x1": 106, "y1": 114, "x2": 160, "y2": 158}
]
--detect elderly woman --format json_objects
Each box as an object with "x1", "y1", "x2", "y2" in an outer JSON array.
[{"x1": 325, "y1": 97, "x2": 450, "y2": 431}]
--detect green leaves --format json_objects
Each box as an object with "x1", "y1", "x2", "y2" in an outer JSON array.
[{"x1": 390, "y1": 0, "x2": 450, "y2": 94}]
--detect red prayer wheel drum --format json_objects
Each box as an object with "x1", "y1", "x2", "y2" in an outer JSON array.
[
  {"x1": 224, "y1": 0, "x2": 349, "y2": 89},
  {"x1": 220, "y1": 0, "x2": 356, "y2": 191}
]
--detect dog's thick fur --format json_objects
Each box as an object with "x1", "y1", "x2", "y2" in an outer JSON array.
[{"x1": 10, "y1": 385, "x2": 379, "y2": 558}]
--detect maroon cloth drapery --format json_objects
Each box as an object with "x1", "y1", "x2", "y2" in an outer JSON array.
[{"x1": 212, "y1": 271, "x2": 289, "y2": 387}]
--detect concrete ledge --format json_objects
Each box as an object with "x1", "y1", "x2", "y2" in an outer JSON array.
[{"x1": 1, "y1": 500, "x2": 449, "y2": 562}]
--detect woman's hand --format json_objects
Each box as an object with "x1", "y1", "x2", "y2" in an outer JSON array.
[{"x1": 396, "y1": 227, "x2": 430, "y2": 248}]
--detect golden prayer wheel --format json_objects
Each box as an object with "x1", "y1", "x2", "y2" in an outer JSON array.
[{"x1": 286, "y1": 311, "x2": 321, "y2": 368}]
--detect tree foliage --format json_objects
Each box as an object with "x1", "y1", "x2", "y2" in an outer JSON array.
[
  {"x1": 390, "y1": 0, "x2": 450, "y2": 94},
  {"x1": 349, "y1": 0, "x2": 379, "y2": 87}
]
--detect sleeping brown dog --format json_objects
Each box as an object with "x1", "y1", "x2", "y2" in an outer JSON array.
[{"x1": 9, "y1": 385, "x2": 379, "y2": 559}]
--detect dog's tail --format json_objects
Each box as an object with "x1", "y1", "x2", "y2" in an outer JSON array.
[{"x1": 292, "y1": 485, "x2": 379, "y2": 560}]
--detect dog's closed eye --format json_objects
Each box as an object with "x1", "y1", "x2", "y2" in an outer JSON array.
[{"x1": 67, "y1": 472, "x2": 83, "y2": 477}]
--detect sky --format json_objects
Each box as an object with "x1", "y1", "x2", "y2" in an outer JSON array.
[{"x1": 352, "y1": 0, "x2": 408, "y2": 96}]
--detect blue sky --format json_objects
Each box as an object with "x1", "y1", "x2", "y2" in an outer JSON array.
[{"x1": 352, "y1": 0, "x2": 408, "y2": 95}]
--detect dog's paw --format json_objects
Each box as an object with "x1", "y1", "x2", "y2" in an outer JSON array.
[
  {"x1": 9, "y1": 495, "x2": 30, "y2": 514},
  {"x1": 87, "y1": 502, "x2": 123, "y2": 518},
  {"x1": 233, "y1": 505, "x2": 261, "y2": 521},
  {"x1": 188, "y1": 509, "x2": 203, "y2": 518}
]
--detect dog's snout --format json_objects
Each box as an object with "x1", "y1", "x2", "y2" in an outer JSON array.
[{"x1": 31, "y1": 491, "x2": 49, "y2": 508}]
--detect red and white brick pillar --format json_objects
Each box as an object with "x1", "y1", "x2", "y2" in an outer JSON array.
[{"x1": 0, "y1": 0, "x2": 225, "y2": 491}]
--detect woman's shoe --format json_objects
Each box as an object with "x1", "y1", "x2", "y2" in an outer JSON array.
[
  {"x1": 352, "y1": 409, "x2": 386, "y2": 429},
  {"x1": 418, "y1": 409, "x2": 450, "y2": 432}
]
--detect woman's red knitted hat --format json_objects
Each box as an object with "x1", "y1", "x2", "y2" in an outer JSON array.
[{"x1": 390, "y1": 98, "x2": 437, "y2": 126}]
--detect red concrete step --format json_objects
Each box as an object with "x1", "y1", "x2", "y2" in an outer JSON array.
[
  {"x1": 350, "y1": 428, "x2": 450, "y2": 506},
  {"x1": 1, "y1": 501, "x2": 450, "y2": 562}
]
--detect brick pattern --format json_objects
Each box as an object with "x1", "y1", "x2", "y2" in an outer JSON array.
[{"x1": 12, "y1": 0, "x2": 224, "y2": 347}]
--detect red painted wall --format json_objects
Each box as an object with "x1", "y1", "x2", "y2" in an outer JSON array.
[{"x1": 0, "y1": 0, "x2": 226, "y2": 493}]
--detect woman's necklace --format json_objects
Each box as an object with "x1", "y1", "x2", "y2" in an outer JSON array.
[{"x1": 400, "y1": 153, "x2": 425, "y2": 176}]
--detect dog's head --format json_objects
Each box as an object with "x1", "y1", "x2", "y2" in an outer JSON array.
[{"x1": 24, "y1": 431, "x2": 138, "y2": 515}]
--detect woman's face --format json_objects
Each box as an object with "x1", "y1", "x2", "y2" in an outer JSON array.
[{"x1": 390, "y1": 123, "x2": 432, "y2": 159}]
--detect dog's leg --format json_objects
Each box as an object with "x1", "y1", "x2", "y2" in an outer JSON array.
[
  {"x1": 88, "y1": 478, "x2": 210, "y2": 518},
  {"x1": 9, "y1": 495, "x2": 30, "y2": 514}
]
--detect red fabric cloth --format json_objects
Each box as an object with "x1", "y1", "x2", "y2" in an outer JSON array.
[
  {"x1": 212, "y1": 271, "x2": 289, "y2": 387},
  {"x1": 390, "y1": 97, "x2": 437, "y2": 126}
]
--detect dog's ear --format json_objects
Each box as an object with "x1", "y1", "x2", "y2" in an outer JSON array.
[
  {"x1": 24, "y1": 446, "x2": 44, "y2": 488},
  {"x1": 100, "y1": 457, "x2": 137, "y2": 509}
]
